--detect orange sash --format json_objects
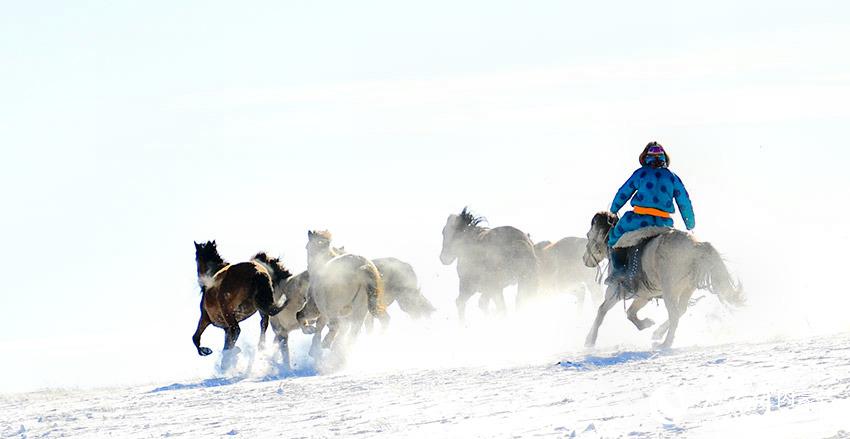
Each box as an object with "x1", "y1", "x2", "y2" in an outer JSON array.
[{"x1": 633, "y1": 206, "x2": 672, "y2": 219}]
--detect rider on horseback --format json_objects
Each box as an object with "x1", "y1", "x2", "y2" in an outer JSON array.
[{"x1": 606, "y1": 142, "x2": 695, "y2": 290}]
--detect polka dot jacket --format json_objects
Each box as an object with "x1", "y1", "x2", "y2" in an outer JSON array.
[{"x1": 609, "y1": 165, "x2": 695, "y2": 230}]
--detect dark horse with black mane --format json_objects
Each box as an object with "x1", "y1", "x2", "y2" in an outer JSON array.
[
  {"x1": 192, "y1": 241, "x2": 290, "y2": 369},
  {"x1": 440, "y1": 207, "x2": 539, "y2": 321}
]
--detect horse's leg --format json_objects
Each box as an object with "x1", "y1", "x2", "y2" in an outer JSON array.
[
  {"x1": 322, "y1": 318, "x2": 341, "y2": 350},
  {"x1": 257, "y1": 312, "x2": 269, "y2": 352},
  {"x1": 655, "y1": 288, "x2": 695, "y2": 347},
  {"x1": 192, "y1": 308, "x2": 213, "y2": 356},
  {"x1": 585, "y1": 286, "x2": 621, "y2": 348},
  {"x1": 652, "y1": 320, "x2": 670, "y2": 341},
  {"x1": 456, "y1": 281, "x2": 475, "y2": 323},
  {"x1": 656, "y1": 284, "x2": 687, "y2": 349},
  {"x1": 626, "y1": 296, "x2": 655, "y2": 331},
  {"x1": 221, "y1": 323, "x2": 242, "y2": 370},
  {"x1": 223, "y1": 324, "x2": 241, "y2": 351},
  {"x1": 274, "y1": 332, "x2": 291, "y2": 372},
  {"x1": 574, "y1": 286, "x2": 586, "y2": 320},
  {"x1": 588, "y1": 281, "x2": 603, "y2": 310},
  {"x1": 330, "y1": 318, "x2": 353, "y2": 356},
  {"x1": 516, "y1": 273, "x2": 538, "y2": 309},
  {"x1": 309, "y1": 317, "x2": 327, "y2": 359},
  {"x1": 364, "y1": 313, "x2": 375, "y2": 334},
  {"x1": 345, "y1": 302, "x2": 369, "y2": 350},
  {"x1": 491, "y1": 289, "x2": 507, "y2": 317},
  {"x1": 477, "y1": 292, "x2": 491, "y2": 314}
]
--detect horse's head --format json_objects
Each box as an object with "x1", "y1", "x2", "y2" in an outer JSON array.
[
  {"x1": 440, "y1": 207, "x2": 486, "y2": 265},
  {"x1": 306, "y1": 230, "x2": 333, "y2": 271},
  {"x1": 405, "y1": 290, "x2": 437, "y2": 318},
  {"x1": 583, "y1": 212, "x2": 618, "y2": 268},
  {"x1": 194, "y1": 240, "x2": 226, "y2": 291}
]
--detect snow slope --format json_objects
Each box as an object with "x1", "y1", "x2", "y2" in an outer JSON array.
[{"x1": 3, "y1": 332, "x2": 849, "y2": 438}]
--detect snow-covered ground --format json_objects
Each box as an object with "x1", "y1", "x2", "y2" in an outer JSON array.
[{"x1": 4, "y1": 312, "x2": 849, "y2": 438}]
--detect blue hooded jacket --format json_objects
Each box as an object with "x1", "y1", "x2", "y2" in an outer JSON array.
[{"x1": 610, "y1": 166, "x2": 695, "y2": 230}]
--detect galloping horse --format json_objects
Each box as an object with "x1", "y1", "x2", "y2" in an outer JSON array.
[
  {"x1": 534, "y1": 237, "x2": 603, "y2": 313},
  {"x1": 192, "y1": 241, "x2": 288, "y2": 369},
  {"x1": 582, "y1": 212, "x2": 745, "y2": 349},
  {"x1": 440, "y1": 207, "x2": 539, "y2": 321},
  {"x1": 252, "y1": 253, "x2": 305, "y2": 370},
  {"x1": 366, "y1": 257, "x2": 436, "y2": 330},
  {"x1": 305, "y1": 230, "x2": 388, "y2": 356},
  {"x1": 295, "y1": 256, "x2": 434, "y2": 357}
]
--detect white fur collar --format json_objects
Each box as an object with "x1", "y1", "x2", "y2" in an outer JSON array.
[{"x1": 613, "y1": 227, "x2": 672, "y2": 248}]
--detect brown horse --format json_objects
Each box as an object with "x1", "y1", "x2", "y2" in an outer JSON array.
[
  {"x1": 192, "y1": 241, "x2": 289, "y2": 369},
  {"x1": 440, "y1": 207, "x2": 539, "y2": 321}
]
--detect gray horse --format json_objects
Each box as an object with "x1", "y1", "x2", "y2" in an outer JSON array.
[
  {"x1": 365, "y1": 257, "x2": 436, "y2": 330},
  {"x1": 305, "y1": 230, "x2": 387, "y2": 356},
  {"x1": 582, "y1": 212, "x2": 744, "y2": 349},
  {"x1": 263, "y1": 269, "x2": 311, "y2": 370},
  {"x1": 296, "y1": 256, "x2": 436, "y2": 358},
  {"x1": 440, "y1": 207, "x2": 539, "y2": 321},
  {"x1": 534, "y1": 237, "x2": 603, "y2": 313}
]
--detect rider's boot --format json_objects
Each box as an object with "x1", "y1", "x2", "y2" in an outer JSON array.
[{"x1": 605, "y1": 247, "x2": 629, "y2": 287}]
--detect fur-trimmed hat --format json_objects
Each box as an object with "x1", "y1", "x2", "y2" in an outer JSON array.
[{"x1": 639, "y1": 141, "x2": 669, "y2": 167}]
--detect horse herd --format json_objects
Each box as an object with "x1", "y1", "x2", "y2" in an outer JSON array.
[{"x1": 192, "y1": 208, "x2": 744, "y2": 371}]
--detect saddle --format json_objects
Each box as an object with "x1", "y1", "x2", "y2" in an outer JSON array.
[{"x1": 607, "y1": 227, "x2": 672, "y2": 298}]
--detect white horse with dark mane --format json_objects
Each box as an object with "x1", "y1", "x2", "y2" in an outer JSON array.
[{"x1": 582, "y1": 212, "x2": 744, "y2": 349}]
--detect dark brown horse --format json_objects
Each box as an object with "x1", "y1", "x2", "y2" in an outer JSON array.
[
  {"x1": 192, "y1": 241, "x2": 289, "y2": 369},
  {"x1": 440, "y1": 207, "x2": 539, "y2": 321}
]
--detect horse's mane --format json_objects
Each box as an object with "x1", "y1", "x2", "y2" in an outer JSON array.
[
  {"x1": 252, "y1": 252, "x2": 293, "y2": 282},
  {"x1": 195, "y1": 240, "x2": 227, "y2": 273},
  {"x1": 592, "y1": 211, "x2": 619, "y2": 233},
  {"x1": 459, "y1": 207, "x2": 487, "y2": 228}
]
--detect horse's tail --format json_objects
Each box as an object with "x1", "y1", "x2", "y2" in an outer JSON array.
[
  {"x1": 696, "y1": 242, "x2": 745, "y2": 307},
  {"x1": 253, "y1": 270, "x2": 284, "y2": 316},
  {"x1": 395, "y1": 287, "x2": 437, "y2": 318},
  {"x1": 360, "y1": 262, "x2": 387, "y2": 319}
]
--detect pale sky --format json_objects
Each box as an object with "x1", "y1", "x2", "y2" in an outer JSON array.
[{"x1": 2, "y1": 0, "x2": 849, "y2": 392}]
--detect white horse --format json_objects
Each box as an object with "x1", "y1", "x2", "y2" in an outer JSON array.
[
  {"x1": 534, "y1": 237, "x2": 603, "y2": 314},
  {"x1": 255, "y1": 263, "x2": 311, "y2": 371},
  {"x1": 582, "y1": 212, "x2": 744, "y2": 349},
  {"x1": 305, "y1": 230, "x2": 387, "y2": 357}
]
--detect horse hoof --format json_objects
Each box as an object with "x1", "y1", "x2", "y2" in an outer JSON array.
[
  {"x1": 652, "y1": 341, "x2": 672, "y2": 351},
  {"x1": 638, "y1": 319, "x2": 655, "y2": 331},
  {"x1": 198, "y1": 347, "x2": 213, "y2": 356}
]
